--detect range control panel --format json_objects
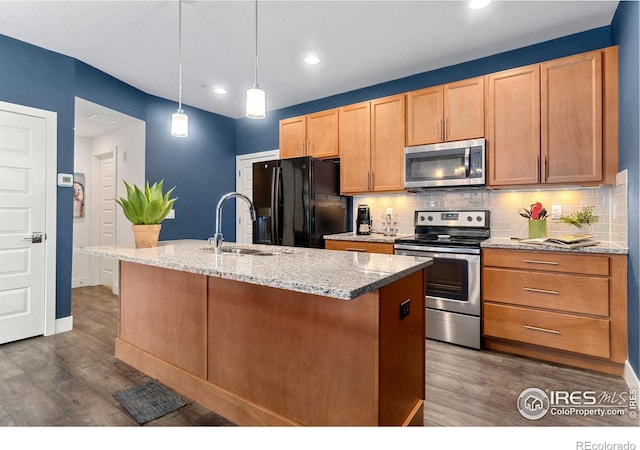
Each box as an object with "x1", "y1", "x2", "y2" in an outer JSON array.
[{"x1": 414, "y1": 210, "x2": 488, "y2": 228}]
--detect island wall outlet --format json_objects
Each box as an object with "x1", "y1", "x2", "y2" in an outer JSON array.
[
  {"x1": 551, "y1": 204, "x2": 562, "y2": 220},
  {"x1": 399, "y1": 299, "x2": 410, "y2": 320}
]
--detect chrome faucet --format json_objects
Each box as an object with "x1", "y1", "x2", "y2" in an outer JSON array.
[{"x1": 210, "y1": 192, "x2": 257, "y2": 253}]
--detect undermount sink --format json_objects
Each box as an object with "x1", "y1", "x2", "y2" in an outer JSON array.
[{"x1": 200, "y1": 246, "x2": 278, "y2": 256}]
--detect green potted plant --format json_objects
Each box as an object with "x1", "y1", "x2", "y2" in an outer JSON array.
[
  {"x1": 115, "y1": 180, "x2": 177, "y2": 248},
  {"x1": 559, "y1": 205, "x2": 599, "y2": 233}
]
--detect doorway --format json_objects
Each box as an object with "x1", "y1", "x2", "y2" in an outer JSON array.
[
  {"x1": 0, "y1": 101, "x2": 57, "y2": 343},
  {"x1": 235, "y1": 150, "x2": 279, "y2": 243},
  {"x1": 72, "y1": 98, "x2": 145, "y2": 294}
]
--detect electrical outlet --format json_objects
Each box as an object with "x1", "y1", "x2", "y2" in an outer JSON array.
[
  {"x1": 399, "y1": 299, "x2": 410, "y2": 320},
  {"x1": 551, "y1": 205, "x2": 562, "y2": 220},
  {"x1": 167, "y1": 209, "x2": 175, "y2": 219}
]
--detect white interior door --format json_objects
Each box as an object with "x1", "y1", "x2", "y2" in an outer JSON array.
[
  {"x1": 235, "y1": 150, "x2": 279, "y2": 243},
  {"x1": 97, "y1": 152, "x2": 116, "y2": 287},
  {"x1": 0, "y1": 109, "x2": 47, "y2": 343}
]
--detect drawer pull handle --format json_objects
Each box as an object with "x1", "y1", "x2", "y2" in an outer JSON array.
[
  {"x1": 524, "y1": 325, "x2": 560, "y2": 334},
  {"x1": 346, "y1": 247, "x2": 367, "y2": 252},
  {"x1": 522, "y1": 259, "x2": 560, "y2": 265},
  {"x1": 523, "y1": 287, "x2": 560, "y2": 295}
]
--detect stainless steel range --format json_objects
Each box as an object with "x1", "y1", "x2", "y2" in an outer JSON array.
[{"x1": 394, "y1": 210, "x2": 490, "y2": 349}]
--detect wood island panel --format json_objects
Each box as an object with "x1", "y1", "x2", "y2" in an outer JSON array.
[
  {"x1": 116, "y1": 260, "x2": 426, "y2": 426},
  {"x1": 208, "y1": 278, "x2": 380, "y2": 426},
  {"x1": 118, "y1": 261, "x2": 208, "y2": 378}
]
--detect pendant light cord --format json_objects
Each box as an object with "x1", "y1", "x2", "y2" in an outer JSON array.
[
  {"x1": 178, "y1": 0, "x2": 183, "y2": 111},
  {"x1": 254, "y1": 0, "x2": 259, "y2": 88}
]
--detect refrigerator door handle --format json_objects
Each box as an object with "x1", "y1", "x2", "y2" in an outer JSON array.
[
  {"x1": 271, "y1": 166, "x2": 282, "y2": 244},
  {"x1": 270, "y1": 166, "x2": 277, "y2": 244}
]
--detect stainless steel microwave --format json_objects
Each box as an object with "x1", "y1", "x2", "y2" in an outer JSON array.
[{"x1": 404, "y1": 138, "x2": 485, "y2": 189}]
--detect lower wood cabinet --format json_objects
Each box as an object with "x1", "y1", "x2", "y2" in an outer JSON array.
[
  {"x1": 481, "y1": 248, "x2": 627, "y2": 375},
  {"x1": 325, "y1": 239, "x2": 395, "y2": 255}
]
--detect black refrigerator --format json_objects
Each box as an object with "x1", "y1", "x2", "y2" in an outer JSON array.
[{"x1": 253, "y1": 156, "x2": 349, "y2": 248}]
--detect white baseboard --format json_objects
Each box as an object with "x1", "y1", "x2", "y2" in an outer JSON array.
[
  {"x1": 624, "y1": 359, "x2": 639, "y2": 390},
  {"x1": 55, "y1": 315, "x2": 73, "y2": 334}
]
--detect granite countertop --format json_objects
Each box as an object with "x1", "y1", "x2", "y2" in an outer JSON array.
[
  {"x1": 76, "y1": 239, "x2": 431, "y2": 300},
  {"x1": 481, "y1": 237, "x2": 628, "y2": 255},
  {"x1": 324, "y1": 232, "x2": 411, "y2": 244}
]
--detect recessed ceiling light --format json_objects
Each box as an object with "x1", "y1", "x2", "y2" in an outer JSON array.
[
  {"x1": 213, "y1": 87, "x2": 228, "y2": 94},
  {"x1": 305, "y1": 55, "x2": 320, "y2": 65},
  {"x1": 469, "y1": 0, "x2": 491, "y2": 9}
]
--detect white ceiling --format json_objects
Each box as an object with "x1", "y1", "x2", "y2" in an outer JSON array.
[{"x1": 0, "y1": 0, "x2": 619, "y2": 125}]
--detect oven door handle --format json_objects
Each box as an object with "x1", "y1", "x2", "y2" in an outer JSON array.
[{"x1": 394, "y1": 244, "x2": 480, "y2": 256}]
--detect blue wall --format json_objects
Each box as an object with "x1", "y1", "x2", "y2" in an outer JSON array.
[
  {"x1": 0, "y1": 33, "x2": 238, "y2": 320},
  {"x1": 0, "y1": 34, "x2": 76, "y2": 319},
  {"x1": 144, "y1": 96, "x2": 237, "y2": 241},
  {"x1": 237, "y1": 26, "x2": 613, "y2": 155},
  {"x1": 613, "y1": 0, "x2": 640, "y2": 376}
]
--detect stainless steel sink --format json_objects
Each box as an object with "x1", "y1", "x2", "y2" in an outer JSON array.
[{"x1": 200, "y1": 246, "x2": 277, "y2": 256}]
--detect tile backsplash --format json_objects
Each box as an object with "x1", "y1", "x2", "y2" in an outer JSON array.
[{"x1": 353, "y1": 171, "x2": 628, "y2": 247}]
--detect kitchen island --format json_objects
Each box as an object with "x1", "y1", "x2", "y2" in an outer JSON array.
[{"x1": 77, "y1": 240, "x2": 431, "y2": 426}]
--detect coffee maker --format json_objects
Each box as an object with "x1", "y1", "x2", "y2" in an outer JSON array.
[{"x1": 356, "y1": 204, "x2": 372, "y2": 235}]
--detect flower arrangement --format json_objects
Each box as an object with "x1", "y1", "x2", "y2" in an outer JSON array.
[
  {"x1": 519, "y1": 202, "x2": 548, "y2": 220},
  {"x1": 559, "y1": 205, "x2": 599, "y2": 228}
]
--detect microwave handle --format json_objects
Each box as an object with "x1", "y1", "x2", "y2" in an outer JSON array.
[{"x1": 464, "y1": 147, "x2": 470, "y2": 177}]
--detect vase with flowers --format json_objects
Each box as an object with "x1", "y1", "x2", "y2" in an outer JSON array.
[{"x1": 520, "y1": 202, "x2": 548, "y2": 238}]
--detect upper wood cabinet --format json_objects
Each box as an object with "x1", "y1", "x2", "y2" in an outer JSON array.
[
  {"x1": 486, "y1": 64, "x2": 541, "y2": 186},
  {"x1": 541, "y1": 51, "x2": 603, "y2": 184},
  {"x1": 487, "y1": 47, "x2": 618, "y2": 188},
  {"x1": 406, "y1": 77, "x2": 485, "y2": 146},
  {"x1": 279, "y1": 109, "x2": 339, "y2": 159},
  {"x1": 339, "y1": 94, "x2": 406, "y2": 194}
]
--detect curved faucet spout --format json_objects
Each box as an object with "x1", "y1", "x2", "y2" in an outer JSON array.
[{"x1": 211, "y1": 192, "x2": 257, "y2": 253}]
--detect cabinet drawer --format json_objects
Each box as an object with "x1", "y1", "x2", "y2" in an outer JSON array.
[
  {"x1": 482, "y1": 248, "x2": 609, "y2": 276},
  {"x1": 483, "y1": 268, "x2": 609, "y2": 317},
  {"x1": 325, "y1": 240, "x2": 395, "y2": 255},
  {"x1": 483, "y1": 303, "x2": 610, "y2": 359}
]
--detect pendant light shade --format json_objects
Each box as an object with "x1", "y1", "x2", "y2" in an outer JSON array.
[
  {"x1": 171, "y1": 110, "x2": 189, "y2": 137},
  {"x1": 171, "y1": 0, "x2": 188, "y2": 137},
  {"x1": 246, "y1": 0, "x2": 266, "y2": 119},
  {"x1": 246, "y1": 85, "x2": 266, "y2": 119}
]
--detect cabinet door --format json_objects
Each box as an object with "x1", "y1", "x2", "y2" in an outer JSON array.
[
  {"x1": 339, "y1": 102, "x2": 371, "y2": 194},
  {"x1": 306, "y1": 109, "x2": 339, "y2": 159},
  {"x1": 406, "y1": 86, "x2": 443, "y2": 145},
  {"x1": 541, "y1": 51, "x2": 603, "y2": 184},
  {"x1": 279, "y1": 116, "x2": 306, "y2": 159},
  {"x1": 487, "y1": 65, "x2": 541, "y2": 186},
  {"x1": 371, "y1": 94, "x2": 406, "y2": 192},
  {"x1": 444, "y1": 77, "x2": 485, "y2": 142}
]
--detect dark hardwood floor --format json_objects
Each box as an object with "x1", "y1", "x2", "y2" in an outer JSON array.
[{"x1": 0, "y1": 286, "x2": 637, "y2": 427}]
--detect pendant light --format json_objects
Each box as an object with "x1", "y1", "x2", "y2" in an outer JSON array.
[
  {"x1": 171, "y1": 0, "x2": 188, "y2": 137},
  {"x1": 246, "y1": 0, "x2": 266, "y2": 119}
]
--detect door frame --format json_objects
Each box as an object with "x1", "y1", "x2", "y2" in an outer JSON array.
[
  {"x1": 235, "y1": 150, "x2": 279, "y2": 242},
  {"x1": 0, "y1": 101, "x2": 58, "y2": 337},
  {"x1": 90, "y1": 146, "x2": 118, "y2": 293}
]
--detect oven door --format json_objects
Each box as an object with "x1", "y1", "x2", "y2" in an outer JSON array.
[{"x1": 394, "y1": 245, "x2": 480, "y2": 316}]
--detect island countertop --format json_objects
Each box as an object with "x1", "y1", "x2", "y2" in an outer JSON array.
[{"x1": 77, "y1": 239, "x2": 431, "y2": 300}]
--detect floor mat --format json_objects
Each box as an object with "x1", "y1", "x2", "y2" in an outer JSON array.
[{"x1": 113, "y1": 380, "x2": 186, "y2": 425}]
